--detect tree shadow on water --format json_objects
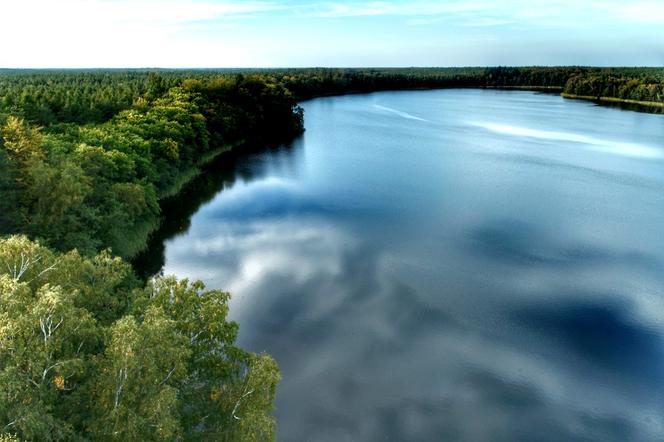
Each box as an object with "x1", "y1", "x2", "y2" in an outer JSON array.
[{"x1": 131, "y1": 138, "x2": 303, "y2": 279}]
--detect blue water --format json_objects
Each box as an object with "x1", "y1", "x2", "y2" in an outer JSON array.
[{"x1": 159, "y1": 89, "x2": 664, "y2": 441}]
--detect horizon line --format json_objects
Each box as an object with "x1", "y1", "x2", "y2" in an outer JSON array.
[{"x1": 2, "y1": 65, "x2": 664, "y2": 70}]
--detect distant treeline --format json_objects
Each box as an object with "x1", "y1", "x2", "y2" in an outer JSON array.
[
  {"x1": 564, "y1": 72, "x2": 664, "y2": 104},
  {"x1": 2, "y1": 68, "x2": 662, "y2": 128},
  {"x1": 277, "y1": 66, "x2": 576, "y2": 96},
  {"x1": 273, "y1": 67, "x2": 664, "y2": 104}
]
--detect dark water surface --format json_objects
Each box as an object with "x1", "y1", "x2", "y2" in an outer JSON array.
[{"x1": 151, "y1": 90, "x2": 664, "y2": 441}]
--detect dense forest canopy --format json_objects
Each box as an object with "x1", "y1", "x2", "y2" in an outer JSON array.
[
  {"x1": 1, "y1": 67, "x2": 662, "y2": 127},
  {"x1": 1, "y1": 66, "x2": 662, "y2": 441},
  {"x1": 0, "y1": 235, "x2": 279, "y2": 441},
  {"x1": 0, "y1": 74, "x2": 303, "y2": 258}
]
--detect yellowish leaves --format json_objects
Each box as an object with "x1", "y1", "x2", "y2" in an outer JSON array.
[
  {"x1": 210, "y1": 387, "x2": 222, "y2": 402},
  {"x1": 163, "y1": 138, "x2": 179, "y2": 159},
  {"x1": 0, "y1": 116, "x2": 44, "y2": 163},
  {"x1": 0, "y1": 321, "x2": 8, "y2": 345},
  {"x1": 53, "y1": 375, "x2": 65, "y2": 390}
]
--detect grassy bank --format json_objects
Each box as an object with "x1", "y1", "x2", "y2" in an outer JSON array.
[
  {"x1": 561, "y1": 92, "x2": 664, "y2": 109},
  {"x1": 157, "y1": 141, "x2": 240, "y2": 200}
]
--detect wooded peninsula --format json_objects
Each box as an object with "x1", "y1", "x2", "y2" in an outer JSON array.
[{"x1": 1, "y1": 67, "x2": 662, "y2": 441}]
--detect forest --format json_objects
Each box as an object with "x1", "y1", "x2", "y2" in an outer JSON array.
[
  {"x1": 1, "y1": 66, "x2": 663, "y2": 441},
  {"x1": 0, "y1": 235, "x2": 279, "y2": 441},
  {"x1": 0, "y1": 73, "x2": 301, "y2": 441},
  {"x1": 0, "y1": 74, "x2": 304, "y2": 257},
  {"x1": 563, "y1": 72, "x2": 664, "y2": 104}
]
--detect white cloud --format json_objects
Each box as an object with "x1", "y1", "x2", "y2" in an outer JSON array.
[
  {"x1": 308, "y1": 0, "x2": 664, "y2": 26},
  {"x1": 0, "y1": 0, "x2": 661, "y2": 67},
  {"x1": 0, "y1": 0, "x2": 284, "y2": 67},
  {"x1": 407, "y1": 16, "x2": 514, "y2": 27},
  {"x1": 604, "y1": 2, "x2": 664, "y2": 25},
  {"x1": 308, "y1": 1, "x2": 489, "y2": 18},
  {"x1": 1, "y1": 0, "x2": 281, "y2": 26}
]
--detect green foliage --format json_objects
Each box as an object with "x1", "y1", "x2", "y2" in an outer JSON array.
[
  {"x1": 564, "y1": 73, "x2": 664, "y2": 103},
  {"x1": 131, "y1": 277, "x2": 280, "y2": 441},
  {"x1": 0, "y1": 75, "x2": 304, "y2": 259},
  {"x1": 0, "y1": 73, "x2": 296, "y2": 439},
  {"x1": 0, "y1": 235, "x2": 278, "y2": 441},
  {"x1": 0, "y1": 274, "x2": 99, "y2": 441},
  {"x1": 90, "y1": 310, "x2": 189, "y2": 440},
  {"x1": 0, "y1": 70, "x2": 180, "y2": 125}
]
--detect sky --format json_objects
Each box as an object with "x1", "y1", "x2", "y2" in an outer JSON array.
[{"x1": 1, "y1": 0, "x2": 663, "y2": 68}]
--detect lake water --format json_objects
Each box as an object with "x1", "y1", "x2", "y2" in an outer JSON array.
[{"x1": 146, "y1": 89, "x2": 664, "y2": 441}]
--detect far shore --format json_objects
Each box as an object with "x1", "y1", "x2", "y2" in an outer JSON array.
[{"x1": 561, "y1": 92, "x2": 664, "y2": 109}]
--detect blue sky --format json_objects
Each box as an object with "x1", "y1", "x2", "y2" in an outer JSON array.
[{"x1": 1, "y1": 0, "x2": 663, "y2": 67}]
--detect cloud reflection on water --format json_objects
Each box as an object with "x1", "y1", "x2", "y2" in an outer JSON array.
[
  {"x1": 160, "y1": 90, "x2": 664, "y2": 441},
  {"x1": 164, "y1": 183, "x2": 664, "y2": 441},
  {"x1": 472, "y1": 122, "x2": 663, "y2": 159}
]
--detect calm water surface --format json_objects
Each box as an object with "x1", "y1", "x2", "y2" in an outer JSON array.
[{"x1": 152, "y1": 90, "x2": 664, "y2": 441}]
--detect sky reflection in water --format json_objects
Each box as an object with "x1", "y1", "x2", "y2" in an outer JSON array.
[{"x1": 160, "y1": 90, "x2": 664, "y2": 441}]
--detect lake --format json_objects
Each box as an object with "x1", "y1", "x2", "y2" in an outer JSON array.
[{"x1": 141, "y1": 89, "x2": 664, "y2": 441}]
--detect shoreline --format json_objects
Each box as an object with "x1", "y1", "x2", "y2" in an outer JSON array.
[
  {"x1": 299, "y1": 87, "x2": 663, "y2": 114},
  {"x1": 135, "y1": 86, "x2": 662, "y2": 264},
  {"x1": 157, "y1": 141, "x2": 243, "y2": 200},
  {"x1": 296, "y1": 85, "x2": 564, "y2": 102},
  {"x1": 561, "y1": 92, "x2": 664, "y2": 109},
  {"x1": 130, "y1": 141, "x2": 243, "y2": 260}
]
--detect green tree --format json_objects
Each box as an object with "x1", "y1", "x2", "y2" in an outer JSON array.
[
  {"x1": 90, "y1": 309, "x2": 189, "y2": 440},
  {"x1": 0, "y1": 236, "x2": 280, "y2": 441},
  {"x1": 134, "y1": 277, "x2": 280, "y2": 441},
  {"x1": 0, "y1": 275, "x2": 98, "y2": 441}
]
